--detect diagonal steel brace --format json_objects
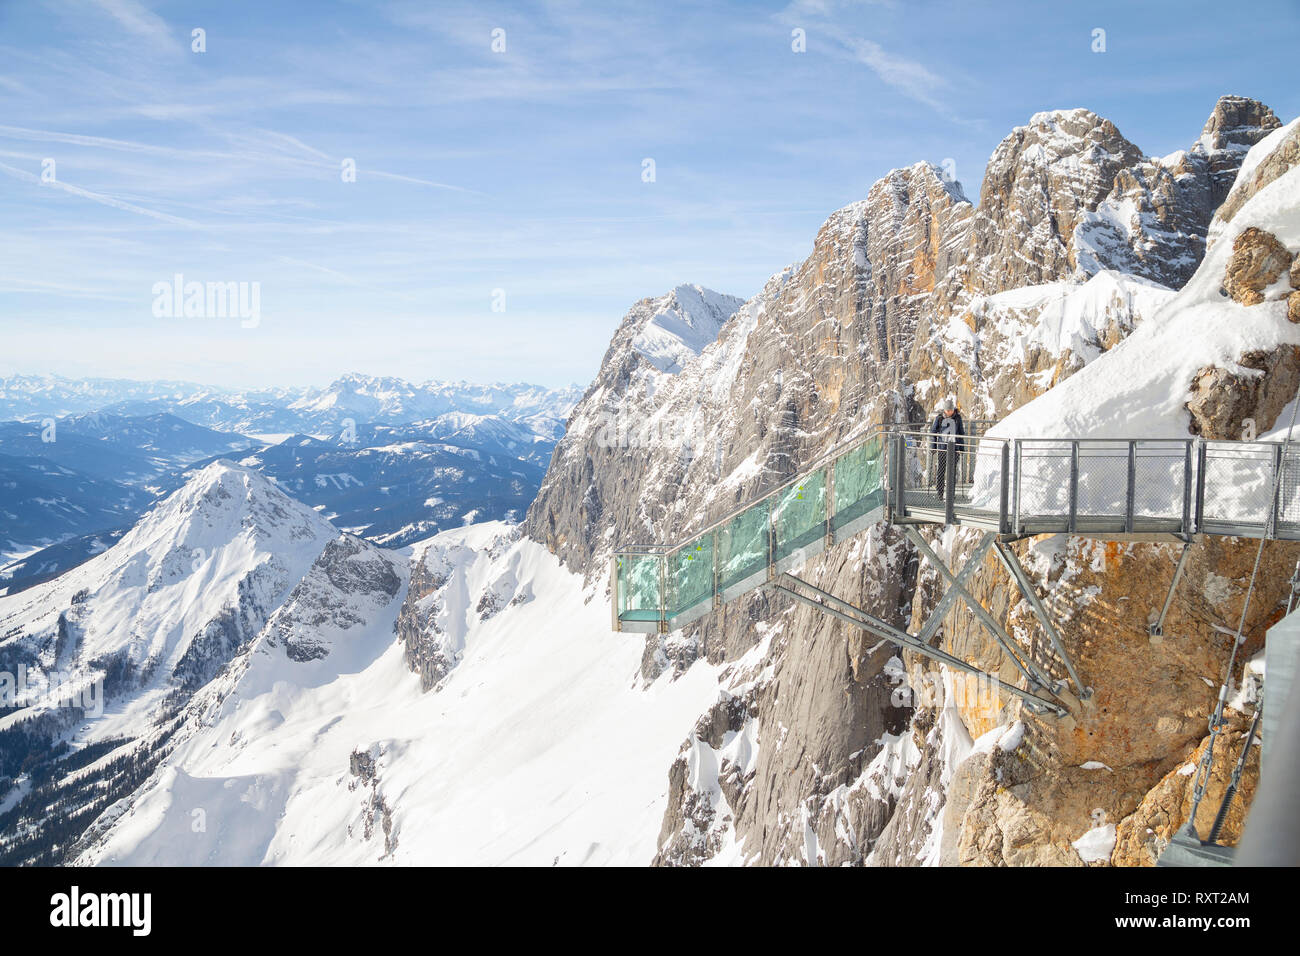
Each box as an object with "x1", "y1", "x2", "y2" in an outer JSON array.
[
  {"x1": 771, "y1": 573, "x2": 1068, "y2": 716},
  {"x1": 903, "y1": 527, "x2": 1057, "y2": 694},
  {"x1": 915, "y1": 532, "x2": 997, "y2": 646},
  {"x1": 1149, "y1": 541, "x2": 1192, "y2": 637},
  {"x1": 991, "y1": 537, "x2": 1090, "y2": 698}
]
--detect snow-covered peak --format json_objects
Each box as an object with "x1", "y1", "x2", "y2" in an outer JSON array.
[
  {"x1": 987, "y1": 108, "x2": 1142, "y2": 186},
  {"x1": 73, "y1": 520, "x2": 718, "y2": 866},
  {"x1": 119, "y1": 459, "x2": 336, "y2": 555},
  {"x1": 629, "y1": 284, "x2": 746, "y2": 375},
  {"x1": 0, "y1": 459, "x2": 342, "y2": 739},
  {"x1": 1016, "y1": 108, "x2": 1136, "y2": 161},
  {"x1": 1024, "y1": 107, "x2": 1105, "y2": 131}
]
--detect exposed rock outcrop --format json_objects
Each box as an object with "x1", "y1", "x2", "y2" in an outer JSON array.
[
  {"x1": 523, "y1": 96, "x2": 1290, "y2": 866},
  {"x1": 1223, "y1": 227, "x2": 1293, "y2": 305},
  {"x1": 1290, "y1": 254, "x2": 1300, "y2": 322},
  {"x1": 1112, "y1": 715, "x2": 1259, "y2": 867},
  {"x1": 1186, "y1": 346, "x2": 1300, "y2": 439}
]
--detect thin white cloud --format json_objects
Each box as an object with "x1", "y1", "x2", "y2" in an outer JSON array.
[
  {"x1": 85, "y1": 0, "x2": 178, "y2": 50},
  {"x1": 364, "y1": 168, "x2": 476, "y2": 193},
  {"x1": 0, "y1": 123, "x2": 215, "y2": 158},
  {"x1": 846, "y1": 36, "x2": 948, "y2": 112},
  {"x1": 0, "y1": 160, "x2": 198, "y2": 226},
  {"x1": 775, "y1": 1, "x2": 955, "y2": 116}
]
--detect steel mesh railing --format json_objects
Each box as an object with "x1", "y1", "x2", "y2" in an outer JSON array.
[{"x1": 612, "y1": 423, "x2": 1300, "y2": 631}]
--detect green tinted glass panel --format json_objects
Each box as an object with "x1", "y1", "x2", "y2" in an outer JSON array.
[
  {"x1": 668, "y1": 534, "x2": 714, "y2": 616},
  {"x1": 774, "y1": 468, "x2": 827, "y2": 560},
  {"x1": 616, "y1": 554, "x2": 663, "y2": 621},
  {"x1": 717, "y1": 498, "x2": 770, "y2": 592},
  {"x1": 833, "y1": 436, "x2": 884, "y2": 525}
]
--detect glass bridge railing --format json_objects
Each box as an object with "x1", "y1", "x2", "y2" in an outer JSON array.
[
  {"x1": 612, "y1": 425, "x2": 1300, "y2": 632},
  {"x1": 612, "y1": 429, "x2": 887, "y2": 632}
]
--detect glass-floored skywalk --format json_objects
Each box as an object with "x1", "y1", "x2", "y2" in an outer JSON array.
[{"x1": 613, "y1": 425, "x2": 1300, "y2": 633}]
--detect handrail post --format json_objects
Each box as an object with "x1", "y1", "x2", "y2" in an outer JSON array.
[
  {"x1": 1269, "y1": 444, "x2": 1283, "y2": 539},
  {"x1": 1068, "y1": 440, "x2": 1079, "y2": 533},
  {"x1": 659, "y1": 551, "x2": 668, "y2": 632},
  {"x1": 883, "y1": 430, "x2": 892, "y2": 520},
  {"x1": 1013, "y1": 439, "x2": 1022, "y2": 535},
  {"x1": 944, "y1": 439, "x2": 957, "y2": 526},
  {"x1": 712, "y1": 528, "x2": 721, "y2": 610},
  {"x1": 611, "y1": 555, "x2": 621, "y2": 632},
  {"x1": 767, "y1": 497, "x2": 776, "y2": 581},
  {"x1": 1195, "y1": 439, "x2": 1208, "y2": 533},
  {"x1": 999, "y1": 440, "x2": 1011, "y2": 534},
  {"x1": 1125, "y1": 441, "x2": 1136, "y2": 533},
  {"x1": 1181, "y1": 440, "x2": 1193, "y2": 537},
  {"x1": 894, "y1": 433, "x2": 907, "y2": 519}
]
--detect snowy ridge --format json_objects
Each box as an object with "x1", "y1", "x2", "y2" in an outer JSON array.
[
  {"x1": 74, "y1": 522, "x2": 720, "y2": 866},
  {"x1": 0, "y1": 373, "x2": 582, "y2": 440}
]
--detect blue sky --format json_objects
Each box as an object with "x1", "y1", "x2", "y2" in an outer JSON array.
[{"x1": 1, "y1": 0, "x2": 1296, "y2": 390}]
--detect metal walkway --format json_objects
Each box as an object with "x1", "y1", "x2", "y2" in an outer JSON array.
[
  {"x1": 610, "y1": 419, "x2": 1296, "y2": 846},
  {"x1": 612, "y1": 423, "x2": 1300, "y2": 635}
]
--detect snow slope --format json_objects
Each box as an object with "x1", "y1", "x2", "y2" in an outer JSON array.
[{"x1": 77, "y1": 522, "x2": 720, "y2": 866}]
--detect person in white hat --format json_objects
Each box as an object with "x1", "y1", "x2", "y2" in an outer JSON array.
[{"x1": 929, "y1": 398, "x2": 965, "y2": 499}]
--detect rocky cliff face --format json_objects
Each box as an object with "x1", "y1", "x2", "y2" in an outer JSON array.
[
  {"x1": 912, "y1": 100, "x2": 1283, "y2": 420},
  {"x1": 880, "y1": 109, "x2": 1300, "y2": 867},
  {"x1": 518, "y1": 96, "x2": 1290, "y2": 866}
]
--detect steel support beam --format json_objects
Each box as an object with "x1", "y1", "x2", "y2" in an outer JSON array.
[
  {"x1": 991, "y1": 537, "x2": 1090, "y2": 698},
  {"x1": 999, "y1": 442, "x2": 1011, "y2": 535},
  {"x1": 914, "y1": 532, "x2": 996, "y2": 646},
  {"x1": 1149, "y1": 541, "x2": 1193, "y2": 638},
  {"x1": 771, "y1": 573, "x2": 1068, "y2": 716},
  {"x1": 1068, "y1": 440, "x2": 1079, "y2": 534},
  {"x1": 903, "y1": 527, "x2": 1056, "y2": 692}
]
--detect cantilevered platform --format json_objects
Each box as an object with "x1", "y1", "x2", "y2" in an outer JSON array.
[
  {"x1": 613, "y1": 424, "x2": 1300, "y2": 635},
  {"x1": 611, "y1": 421, "x2": 1296, "y2": 856}
]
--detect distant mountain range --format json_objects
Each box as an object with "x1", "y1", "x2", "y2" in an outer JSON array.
[
  {"x1": 0, "y1": 373, "x2": 582, "y2": 438},
  {"x1": 0, "y1": 374, "x2": 582, "y2": 591}
]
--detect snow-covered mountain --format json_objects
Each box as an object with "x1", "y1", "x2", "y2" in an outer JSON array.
[
  {"x1": 523, "y1": 95, "x2": 1295, "y2": 865},
  {"x1": 626, "y1": 285, "x2": 746, "y2": 375},
  {"x1": 0, "y1": 375, "x2": 213, "y2": 422},
  {"x1": 72, "y1": 521, "x2": 718, "y2": 865},
  {"x1": 0, "y1": 412, "x2": 255, "y2": 487},
  {"x1": 0, "y1": 461, "x2": 395, "y2": 864},
  {"x1": 0, "y1": 455, "x2": 149, "y2": 563},
  {"x1": 0, "y1": 411, "x2": 257, "y2": 566},
  {"x1": 230, "y1": 428, "x2": 545, "y2": 546},
  {"x1": 995, "y1": 116, "x2": 1300, "y2": 442},
  {"x1": 282, "y1": 374, "x2": 582, "y2": 435},
  {"x1": 4, "y1": 95, "x2": 1296, "y2": 868}
]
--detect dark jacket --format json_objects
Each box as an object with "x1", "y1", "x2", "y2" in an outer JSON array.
[{"x1": 929, "y1": 410, "x2": 965, "y2": 450}]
